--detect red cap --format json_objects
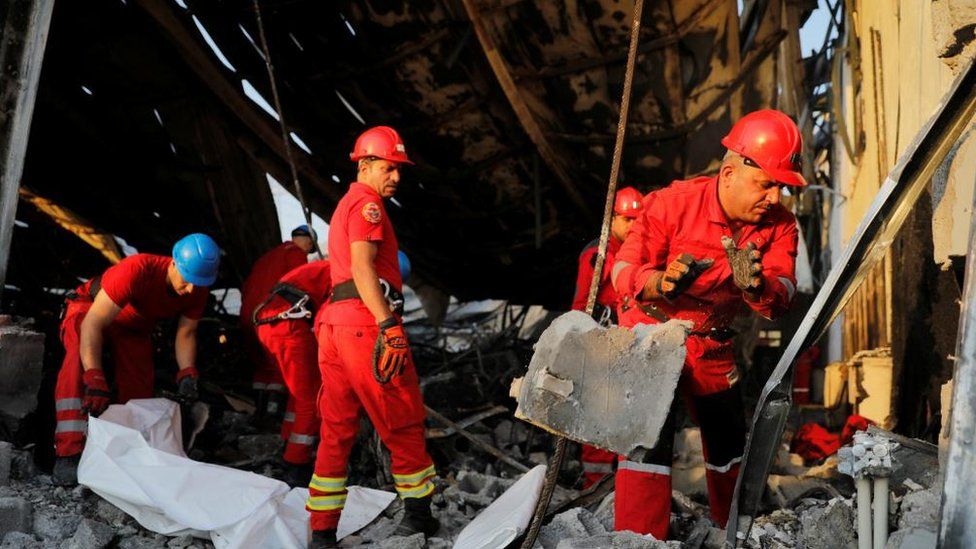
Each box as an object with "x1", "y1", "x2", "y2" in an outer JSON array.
[
  {"x1": 721, "y1": 109, "x2": 806, "y2": 187},
  {"x1": 350, "y1": 126, "x2": 414, "y2": 165},
  {"x1": 614, "y1": 187, "x2": 643, "y2": 217}
]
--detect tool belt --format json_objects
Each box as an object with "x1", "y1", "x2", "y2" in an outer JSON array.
[
  {"x1": 252, "y1": 283, "x2": 313, "y2": 326},
  {"x1": 330, "y1": 279, "x2": 404, "y2": 316},
  {"x1": 592, "y1": 303, "x2": 618, "y2": 327},
  {"x1": 626, "y1": 297, "x2": 737, "y2": 343}
]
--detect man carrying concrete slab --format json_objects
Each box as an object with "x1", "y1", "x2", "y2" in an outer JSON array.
[{"x1": 611, "y1": 109, "x2": 803, "y2": 539}]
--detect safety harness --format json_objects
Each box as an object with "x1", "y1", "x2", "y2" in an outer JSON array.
[
  {"x1": 251, "y1": 282, "x2": 314, "y2": 326},
  {"x1": 330, "y1": 279, "x2": 405, "y2": 316}
]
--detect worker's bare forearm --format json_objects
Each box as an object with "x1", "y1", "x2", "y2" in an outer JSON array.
[
  {"x1": 174, "y1": 317, "x2": 198, "y2": 371},
  {"x1": 352, "y1": 262, "x2": 393, "y2": 324},
  {"x1": 79, "y1": 320, "x2": 105, "y2": 372}
]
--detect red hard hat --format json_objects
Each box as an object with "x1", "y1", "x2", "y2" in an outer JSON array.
[
  {"x1": 614, "y1": 187, "x2": 643, "y2": 217},
  {"x1": 721, "y1": 109, "x2": 806, "y2": 187},
  {"x1": 349, "y1": 126, "x2": 414, "y2": 165}
]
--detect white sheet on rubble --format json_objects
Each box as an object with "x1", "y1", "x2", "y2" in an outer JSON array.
[
  {"x1": 453, "y1": 465, "x2": 547, "y2": 549},
  {"x1": 78, "y1": 398, "x2": 394, "y2": 548}
]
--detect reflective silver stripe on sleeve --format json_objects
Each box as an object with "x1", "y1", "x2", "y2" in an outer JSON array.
[
  {"x1": 618, "y1": 460, "x2": 671, "y2": 475},
  {"x1": 288, "y1": 433, "x2": 317, "y2": 446},
  {"x1": 55, "y1": 420, "x2": 88, "y2": 434},
  {"x1": 704, "y1": 456, "x2": 742, "y2": 473},
  {"x1": 582, "y1": 462, "x2": 614, "y2": 473},
  {"x1": 55, "y1": 398, "x2": 83, "y2": 412},
  {"x1": 777, "y1": 276, "x2": 796, "y2": 301},
  {"x1": 611, "y1": 260, "x2": 632, "y2": 289}
]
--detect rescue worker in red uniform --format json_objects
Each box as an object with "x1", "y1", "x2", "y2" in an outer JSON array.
[
  {"x1": 572, "y1": 187, "x2": 643, "y2": 488},
  {"x1": 240, "y1": 226, "x2": 316, "y2": 418},
  {"x1": 611, "y1": 110, "x2": 804, "y2": 539},
  {"x1": 253, "y1": 259, "x2": 331, "y2": 486},
  {"x1": 308, "y1": 127, "x2": 437, "y2": 548},
  {"x1": 52, "y1": 233, "x2": 221, "y2": 486}
]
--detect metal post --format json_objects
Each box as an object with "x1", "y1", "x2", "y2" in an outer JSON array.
[
  {"x1": 937, "y1": 178, "x2": 976, "y2": 546},
  {"x1": 0, "y1": 0, "x2": 55, "y2": 292}
]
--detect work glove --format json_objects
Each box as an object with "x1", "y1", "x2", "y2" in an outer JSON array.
[
  {"x1": 82, "y1": 369, "x2": 111, "y2": 416},
  {"x1": 372, "y1": 318, "x2": 410, "y2": 384},
  {"x1": 176, "y1": 367, "x2": 200, "y2": 402},
  {"x1": 722, "y1": 236, "x2": 765, "y2": 295},
  {"x1": 648, "y1": 253, "x2": 714, "y2": 300}
]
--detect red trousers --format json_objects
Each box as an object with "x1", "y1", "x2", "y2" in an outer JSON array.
[
  {"x1": 307, "y1": 324, "x2": 435, "y2": 531},
  {"x1": 256, "y1": 319, "x2": 321, "y2": 464},
  {"x1": 54, "y1": 299, "x2": 154, "y2": 457},
  {"x1": 581, "y1": 444, "x2": 615, "y2": 488},
  {"x1": 614, "y1": 337, "x2": 745, "y2": 539},
  {"x1": 243, "y1": 324, "x2": 286, "y2": 394}
]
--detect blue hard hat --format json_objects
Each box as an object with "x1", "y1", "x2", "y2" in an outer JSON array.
[
  {"x1": 398, "y1": 250, "x2": 411, "y2": 281},
  {"x1": 291, "y1": 224, "x2": 316, "y2": 240},
  {"x1": 172, "y1": 233, "x2": 220, "y2": 287}
]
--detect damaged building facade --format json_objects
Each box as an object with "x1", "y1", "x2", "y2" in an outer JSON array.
[{"x1": 0, "y1": 0, "x2": 974, "y2": 548}]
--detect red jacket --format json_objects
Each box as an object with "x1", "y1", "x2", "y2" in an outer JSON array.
[
  {"x1": 613, "y1": 176, "x2": 798, "y2": 331},
  {"x1": 240, "y1": 242, "x2": 308, "y2": 329},
  {"x1": 571, "y1": 237, "x2": 621, "y2": 312}
]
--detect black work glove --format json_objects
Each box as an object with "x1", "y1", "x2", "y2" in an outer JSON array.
[
  {"x1": 176, "y1": 367, "x2": 200, "y2": 402},
  {"x1": 722, "y1": 236, "x2": 765, "y2": 295},
  {"x1": 649, "y1": 253, "x2": 714, "y2": 300}
]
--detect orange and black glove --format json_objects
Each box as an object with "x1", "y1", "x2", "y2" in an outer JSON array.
[
  {"x1": 646, "y1": 253, "x2": 714, "y2": 300},
  {"x1": 722, "y1": 236, "x2": 764, "y2": 295},
  {"x1": 372, "y1": 318, "x2": 410, "y2": 384},
  {"x1": 176, "y1": 367, "x2": 199, "y2": 402},
  {"x1": 82, "y1": 369, "x2": 111, "y2": 416}
]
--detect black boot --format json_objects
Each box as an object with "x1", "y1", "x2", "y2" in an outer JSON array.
[
  {"x1": 394, "y1": 495, "x2": 439, "y2": 537},
  {"x1": 308, "y1": 529, "x2": 338, "y2": 548},
  {"x1": 52, "y1": 455, "x2": 81, "y2": 487}
]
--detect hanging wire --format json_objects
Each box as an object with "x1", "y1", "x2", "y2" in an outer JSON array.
[{"x1": 251, "y1": 0, "x2": 323, "y2": 258}]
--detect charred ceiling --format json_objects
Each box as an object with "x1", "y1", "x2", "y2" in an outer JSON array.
[{"x1": 8, "y1": 0, "x2": 812, "y2": 308}]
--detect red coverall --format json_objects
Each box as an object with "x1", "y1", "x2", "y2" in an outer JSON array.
[
  {"x1": 241, "y1": 242, "x2": 308, "y2": 395},
  {"x1": 308, "y1": 183, "x2": 435, "y2": 530},
  {"x1": 54, "y1": 254, "x2": 208, "y2": 457},
  {"x1": 571, "y1": 237, "x2": 622, "y2": 488},
  {"x1": 612, "y1": 176, "x2": 798, "y2": 538},
  {"x1": 254, "y1": 260, "x2": 331, "y2": 464}
]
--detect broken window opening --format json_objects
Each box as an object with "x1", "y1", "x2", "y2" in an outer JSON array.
[
  {"x1": 242, "y1": 79, "x2": 280, "y2": 121},
  {"x1": 191, "y1": 15, "x2": 237, "y2": 73},
  {"x1": 335, "y1": 89, "x2": 365, "y2": 125}
]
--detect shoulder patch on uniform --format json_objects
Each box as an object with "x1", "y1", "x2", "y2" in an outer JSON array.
[{"x1": 361, "y1": 202, "x2": 382, "y2": 224}]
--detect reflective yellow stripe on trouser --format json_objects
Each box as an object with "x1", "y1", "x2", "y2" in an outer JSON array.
[
  {"x1": 393, "y1": 465, "x2": 436, "y2": 499},
  {"x1": 306, "y1": 475, "x2": 348, "y2": 512}
]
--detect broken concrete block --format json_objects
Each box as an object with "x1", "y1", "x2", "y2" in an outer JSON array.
[
  {"x1": 0, "y1": 531, "x2": 41, "y2": 548},
  {"x1": 747, "y1": 509, "x2": 799, "y2": 548},
  {"x1": 0, "y1": 322, "x2": 43, "y2": 420},
  {"x1": 0, "y1": 443, "x2": 11, "y2": 487},
  {"x1": 513, "y1": 312, "x2": 690, "y2": 456},
  {"x1": 897, "y1": 486, "x2": 940, "y2": 531},
  {"x1": 95, "y1": 499, "x2": 128, "y2": 527},
  {"x1": 0, "y1": 497, "x2": 32, "y2": 537},
  {"x1": 797, "y1": 499, "x2": 856, "y2": 549},
  {"x1": 63, "y1": 518, "x2": 114, "y2": 549},
  {"x1": 32, "y1": 507, "x2": 80, "y2": 540},
  {"x1": 375, "y1": 533, "x2": 425, "y2": 549},
  {"x1": 885, "y1": 527, "x2": 936, "y2": 549},
  {"x1": 538, "y1": 507, "x2": 609, "y2": 549},
  {"x1": 236, "y1": 434, "x2": 282, "y2": 457},
  {"x1": 554, "y1": 531, "x2": 673, "y2": 549}
]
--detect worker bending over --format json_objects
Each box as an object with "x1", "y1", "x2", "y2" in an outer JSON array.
[
  {"x1": 612, "y1": 110, "x2": 804, "y2": 539},
  {"x1": 53, "y1": 234, "x2": 220, "y2": 485},
  {"x1": 241, "y1": 225, "x2": 315, "y2": 418}
]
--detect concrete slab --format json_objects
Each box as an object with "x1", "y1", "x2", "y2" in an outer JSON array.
[
  {"x1": 0, "y1": 320, "x2": 43, "y2": 420},
  {"x1": 512, "y1": 311, "x2": 690, "y2": 457}
]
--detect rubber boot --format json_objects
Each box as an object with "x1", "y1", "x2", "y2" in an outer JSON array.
[
  {"x1": 281, "y1": 461, "x2": 314, "y2": 488},
  {"x1": 394, "y1": 494, "x2": 439, "y2": 537},
  {"x1": 53, "y1": 454, "x2": 81, "y2": 487},
  {"x1": 308, "y1": 529, "x2": 338, "y2": 549}
]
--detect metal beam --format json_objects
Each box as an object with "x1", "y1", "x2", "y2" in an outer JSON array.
[
  {"x1": 133, "y1": 0, "x2": 342, "y2": 203},
  {"x1": 460, "y1": 0, "x2": 594, "y2": 223},
  {"x1": 938, "y1": 162, "x2": 976, "y2": 546},
  {"x1": 0, "y1": 0, "x2": 55, "y2": 293},
  {"x1": 727, "y1": 56, "x2": 976, "y2": 547}
]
